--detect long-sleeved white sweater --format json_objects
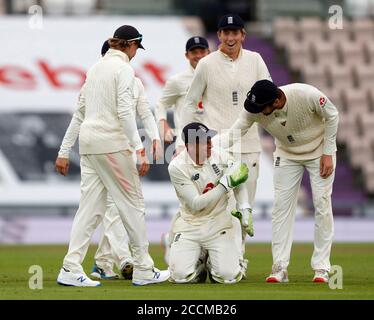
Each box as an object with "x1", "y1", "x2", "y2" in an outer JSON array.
[
  {"x1": 154, "y1": 65, "x2": 197, "y2": 147},
  {"x1": 58, "y1": 76, "x2": 160, "y2": 158},
  {"x1": 168, "y1": 148, "x2": 249, "y2": 234},
  {"x1": 183, "y1": 48, "x2": 272, "y2": 153},
  {"x1": 74, "y1": 49, "x2": 143, "y2": 155},
  {"x1": 228, "y1": 83, "x2": 339, "y2": 160}
]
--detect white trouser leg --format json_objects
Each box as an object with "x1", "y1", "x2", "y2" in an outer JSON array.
[
  {"x1": 169, "y1": 235, "x2": 201, "y2": 283},
  {"x1": 272, "y1": 157, "x2": 304, "y2": 270},
  {"x1": 88, "y1": 151, "x2": 154, "y2": 279},
  {"x1": 63, "y1": 155, "x2": 107, "y2": 273},
  {"x1": 306, "y1": 155, "x2": 336, "y2": 272},
  {"x1": 230, "y1": 152, "x2": 260, "y2": 253},
  {"x1": 205, "y1": 226, "x2": 242, "y2": 284},
  {"x1": 94, "y1": 195, "x2": 133, "y2": 270}
]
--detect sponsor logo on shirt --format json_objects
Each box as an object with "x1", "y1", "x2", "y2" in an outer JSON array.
[
  {"x1": 287, "y1": 135, "x2": 295, "y2": 143},
  {"x1": 191, "y1": 173, "x2": 200, "y2": 181},
  {"x1": 275, "y1": 157, "x2": 280, "y2": 167},
  {"x1": 212, "y1": 163, "x2": 220, "y2": 175},
  {"x1": 319, "y1": 96, "x2": 327, "y2": 108},
  {"x1": 174, "y1": 233, "x2": 181, "y2": 242}
]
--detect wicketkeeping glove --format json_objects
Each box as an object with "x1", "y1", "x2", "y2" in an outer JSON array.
[
  {"x1": 219, "y1": 162, "x2": 249, "y2": 191},
  {"x1": 231, "y1": 208, "x2": 254, "y2": 237}
]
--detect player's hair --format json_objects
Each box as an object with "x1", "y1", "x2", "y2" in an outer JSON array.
[{"x1": 108, "y1": 38, "x2": 131, "y2": 50}]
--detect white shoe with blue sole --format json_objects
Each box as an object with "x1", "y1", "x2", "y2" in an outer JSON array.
[
  {"x1": 57, "y1": 267, "x2": 101, "y2": 287},
  {"x1": 132, "y1": 269, "x2": 170, "y2": 286}
]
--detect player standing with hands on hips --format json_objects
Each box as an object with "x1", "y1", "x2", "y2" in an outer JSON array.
[
  {"x1": 183, "y1": 14, "x2": 272, "y2": 241},
  {"x1": 56, "y1": 25, "x2": 169, "y2": 287},
  {"x1": 225, "y1": 80, "x2": 339, "y2": 283}
]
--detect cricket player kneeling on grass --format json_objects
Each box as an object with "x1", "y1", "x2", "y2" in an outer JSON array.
[{"x1": 168, "y1": 122, "x2": 253, "y2": 284}]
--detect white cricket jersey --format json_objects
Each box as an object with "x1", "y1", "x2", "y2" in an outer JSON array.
[
  {"x1": 155, "y1": 65, "x2": 201, "y2": 147},
  {"x1": 58, "y1": 75, "x2": 159, "y2": 158},
  {"x1": 230, "y1": 83, "x2": 339, "y2": 160},
  {"x1": 184, "y1": 48, "x2": 272, "y2": 153},
  {"x1": 77, "y1": 49, "x2": 143, "y2": 155},
  {"x1": 168, "y1": 148, "x2": 249, "y2": 234}
]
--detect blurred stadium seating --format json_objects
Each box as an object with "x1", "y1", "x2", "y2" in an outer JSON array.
[{"x1": 273, "y1": 15, "x2": 374, "y2": 201}]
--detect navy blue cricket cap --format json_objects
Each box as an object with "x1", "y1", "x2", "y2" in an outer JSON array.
[
  {"x1": 244, "y1": 80, "x2": 279, "y2": 114},
  {"x1": 218, "y1": 14, "x2": 245, "y2": 30},
  {"x1": 101, "y1": 40, "x2": 110, "y2": 56},
  {"x1": 185, "y1": 36, "x2": 209, "y2": 51},
  {"x1": 182, "y1": 122, "x2": 217, "y2": 144},
  {"x1": 113, "y1": 25, "x2": 145, "y2": 50}
]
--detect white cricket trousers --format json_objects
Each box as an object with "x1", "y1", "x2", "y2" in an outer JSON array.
[
  {"x1": 272, "y1": 155, "x2": 336, "y2": 271},
  {"x1": 94, "y1": 195, "x2": 132, "y2": 270},
  {"x1": 169, "y1": 217, "x2": 242, "y2": 284},
  {"x1": 62, "y1": 150, "x2": 154, "y2": 279}
]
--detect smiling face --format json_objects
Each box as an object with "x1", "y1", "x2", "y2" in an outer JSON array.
[
  {"x1": 217, "y1": 28, "x2": 245, "y2": 59},
  {"x1": 185, "y1": 47, "x2": 210, "y2": 69}
]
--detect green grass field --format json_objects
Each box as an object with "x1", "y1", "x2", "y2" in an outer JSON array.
[{"x1": 0, "y1": 243, "x2": 373, "y2": 300}]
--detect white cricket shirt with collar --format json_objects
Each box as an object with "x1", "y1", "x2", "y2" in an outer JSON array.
[
  {"x1": 168, "y1": 147, "x2": 249, "y2": 235},
  {"x1": 184, "y1": 48, "x2": 272, "y2": 153},
  {"x1": 230, "y1": 83, "x2": 339, "y2": 160},
  {"x1": 77, "y1": 48, "x2": 143, "y2": 155}
]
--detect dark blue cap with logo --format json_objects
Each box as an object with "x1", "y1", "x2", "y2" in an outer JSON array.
[
  {"x1": 113, "y1": 25, "x2": 145, "y2": 49},
  {"x1": 244, "y1": 80, "x2": 279, "y2": 113},
  {"x1": 185, "y1": 36, "x2": 209, "y2": 51},
  {"x1": 182, "y1": 122, "x2": 217, "y2": 144},
  {"x1": 218, "y1": 14, "x2": 245, "y2": 30}
]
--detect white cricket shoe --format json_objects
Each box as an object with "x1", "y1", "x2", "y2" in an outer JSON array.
[
  {"x1": 132, "y1": 268, "x2": 170, "y2": 286},
  {"x1": 313, "y1": 269, "x2": 329, "y2": 283},
  {"x1": 266, "y1": 264, "x2": 289, "y2": 283},
  {"x1": 57, "y1": 267, "x2": 101, "y2": 287}
]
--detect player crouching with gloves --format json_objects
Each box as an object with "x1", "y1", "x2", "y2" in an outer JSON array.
[{"x1": 168, "y1": 122, "x2": 253, "y2": 284}]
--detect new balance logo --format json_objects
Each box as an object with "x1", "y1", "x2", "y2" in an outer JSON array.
[
  {"x1": 192, "y1": 173, "x2": 200, "y2": 181},
  {"x1": 275, "y1": 157, "x2": 280, "y2": 167},
  {"x1": 77, "y1": 276, "x2": 86, "y2": 283}
]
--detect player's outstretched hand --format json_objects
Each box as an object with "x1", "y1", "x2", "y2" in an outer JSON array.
[
  {"x1": 151, "y1": 139, "x2": 163, "y2": 162},
  {"x1": 320, "y1": 154, "x2": 334, "y2": 179},
  {"x1": 136, "y1": 148, "x2": 150, "y2": 176},
  {"x1": 159, "y1": 119, "x2": 175, "y2": 144},
  {"x1": 55, "y1": 157, "x2": 70, "y2": 176}
]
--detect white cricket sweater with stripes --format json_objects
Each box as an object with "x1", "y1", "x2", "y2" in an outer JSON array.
[
  {"x1": 184, "y1": 48, "x2": 272, "y2": 153},
  {"x1": 230, "y1": 83, "x2": 339, "y2": 160},
  {"x1": 77, "y1": 49, "x2": 143, "y2": 155}
]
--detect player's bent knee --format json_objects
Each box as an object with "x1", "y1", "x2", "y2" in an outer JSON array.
[
  {"x1": 211, "y1": 267, "x2": 242, "y2": 284},
  {"x1": 170, "y1": 268, "x2": 197, "y2": 284}
]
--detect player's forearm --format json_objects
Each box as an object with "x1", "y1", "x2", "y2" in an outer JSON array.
[
  {"x1": 221, "y1": 112, "x2": 252, "y2": 149},
  {"x1": 142, "y1": 114, "x2": 161, "y2": 141},
  {"x1": 322, "y1": 101, "x2": 339, "y2": 155},
  {"x1": 58, "y1": 113, "x2": 82, "y2": 158},
  {"x1": 323, "y1": 112, "x2": 339, "y2": 155},
  {"x1": 183, "y1": 184, "x2": 227, "y2": 212}
]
